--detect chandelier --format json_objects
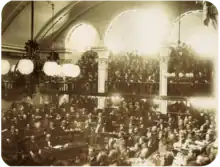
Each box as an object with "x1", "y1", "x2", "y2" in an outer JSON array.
[
  {"x1": 43, "y1": 3, "x2": 80, "y2": 78},
  {"x1": 1, "y1": 60, "x2": 10, "y2": 75},
  {"x1": 2, "y1": 2, "x2": 80, "y2": 79}
]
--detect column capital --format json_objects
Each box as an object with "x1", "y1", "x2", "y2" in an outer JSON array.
[
  {"x1": 91, "y1": 46, "x2": 108, "y2": 52},
  {"x1": 98, "y1": 58, "x2": 108, "y2": 65},
  {"x1": 92, "y1": 46, "x2": 109, "y2": 59},
  {"x1": 160, "y1": 46, "x2": 172, "y2": 62}
]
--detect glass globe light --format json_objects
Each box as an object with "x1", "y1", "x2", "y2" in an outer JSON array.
[
  {"x1": 17, "y1": 59, "x2": 34, "y2": 75},
  {"x1": 43, "y1": 62, "x2": 58, "y2": 76},
  {"x1": 61, "y1": 64, "x2": 80, "y2": 78},
  {"x1": 55, "y1": 65, "x2": 63, "y2": 77},
  {"x1": 1, "y1": 60, "x2": 10, "y2": 75},
  {"x1": 61, "y1": 64, "x2": 74, "y2": 77},
  {"x1": 72, "y1": 64, "x2": 80, "y2": 78},
  {"x1": 179, "y1": 73, "x2": 183, "y2": 77}
]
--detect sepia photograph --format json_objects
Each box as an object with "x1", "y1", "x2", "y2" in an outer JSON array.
[{"x1": 1, "y1": 0, "x2": 218, "y2": 166}]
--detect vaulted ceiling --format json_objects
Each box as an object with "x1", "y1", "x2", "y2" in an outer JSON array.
[
  {"x1": 2, "y1": 1, "x2": 202, "y2": 51},
  {"x1": 0, "y1": 0, "x2": 108, "y2": 48}
]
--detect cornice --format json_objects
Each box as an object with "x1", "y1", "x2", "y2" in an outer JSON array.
[
  {"x1": 91, "y1": 46, "x2": 108, "y2": 52},
  {"x1": 0, "y1": 0, "x2": 30, "y2": 36},
  {"x1": 40, "y1": 48, "x2": 74, "y2": 54},
  {"x1": 1, "y1": 44, "x2": 72, "y2": 54},
  {"x1": 0, "y1": 44, "x2": 25, "y2": 53}
]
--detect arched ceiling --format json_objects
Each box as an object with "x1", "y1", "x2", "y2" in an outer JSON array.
[
  {"x1": 2, "y1": 1, "x2": 202, "y2": 50},
  {"x1": 2, "y1": 1, "x2": 29, "y2": 34}
]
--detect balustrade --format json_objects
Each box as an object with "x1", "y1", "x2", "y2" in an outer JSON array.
[
  {"x1": 168, "y1": 82, "x2": 212, "y2": 96},
  {"x1": 39, "y1": 80, "x2": 98, "y2": 95},
  {"x1": 106, "y1": 81, "x2": 159, "y2": 95}
]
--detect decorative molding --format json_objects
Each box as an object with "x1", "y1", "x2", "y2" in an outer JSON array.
[
  {"x1": 172, "y1": 10, "x2": 202, "y2": 24},
  {"x1": 39, "y1": 48, "x2": 74, "y2": 54},
  {"x1": 35, "y1": 1, "x2": 81, "y2": 41},
  {"x1": 64, "y1": 22, "x2": 102, "y2": 49},
  {"x1": 58, "y1": 59, "x2": 74, "y2": 64},
  {"x1": 168, "y1": 9, "x2": 203, "y2": 42},
  {"x1": 2, "y1": 1, "x2": 30, "y2": 34},
  {"x1": 98, "y1": 58, "x2": 108, "y2": 64},
  {"x1": 1, "y1": 44, "x2": 25, "y2": 54},
  {"x1": 53, "y1": 38, "x2": 65, "y2": 49},
  {"x1": 1, "y1": 44, "x2": 72, "y2": 54},
  {"x1": 44, "y1": 1, "x2": 103, "y2": 45},
  {"x1": 91, "y1": 46, "x2": 108, "y2": 52}
]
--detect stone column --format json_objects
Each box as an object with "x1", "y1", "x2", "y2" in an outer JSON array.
[
  {"x1": 92, "y1": 47, "x2": 109, "y2": 109},
  {"x1": 159, "y1": 46, "x2": 171, "y2": 114}
]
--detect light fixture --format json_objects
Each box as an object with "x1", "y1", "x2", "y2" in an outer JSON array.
[
  {"x1": 17, "y1": 59, "x2": 34, "y2": 75},
  {"x1": 61, "y1": 64, "x2": 74, "y2": 77},
  {"x1": 55, "y1": 65, "x2": 63, "y2": 77},
  {"x1": 178, "y1": 72, "x2": 184, "y2": 77},
  {"x1": 61, "y1": 64, "x2": 80, "y2": 78},
  {"x1": 1, "y1": 60, "x2": 10, "y2": 75},
  {"x1": 43, "y1": 61, "x2": 58, "y2": 76},
  {"x1": 72, "y1": 64, "x2": 80, "y2": 78}
]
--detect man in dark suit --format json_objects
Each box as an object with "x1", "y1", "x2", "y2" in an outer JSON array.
[
  {"x1": 87, "y1": 147, "x2": 98, "y2": 166},
  {"x1": 25, "y1": 136, "x2": 43, "y2": 165}
]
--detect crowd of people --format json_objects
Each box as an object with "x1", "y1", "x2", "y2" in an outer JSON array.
[
  {"x1": 108, "y1": 52, "x2": 160, "y2": 94},
  {"x1": 1, "y1": 48, "x2": 216, "y2": 166},
  {"x1": 167, "y1": 48, "x2": 213, "y2": 96},
  {"x1": 2, "y1": 95, "x2": 217, "y2": 166},
  {"x1": 107, "y1": 51, "x2": 213, "y2": 96}
]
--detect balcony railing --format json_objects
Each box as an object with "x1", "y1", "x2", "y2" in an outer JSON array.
[
  {"x1": 168, "y1": 82, "x2": 212, "y2": 96},
  {"x1": 106, "y1": 81, "x2": 159, "y2": 95},
  {"x1": 39, "y1": 80, "x2": 98, "y2": 95}
]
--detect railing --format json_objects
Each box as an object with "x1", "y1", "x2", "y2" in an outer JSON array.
[
  {"x1": 2, "y1": 79, "x2": 35, "y2": 100},
  {"x1": 39, "y1": 81, "x2": 98, "y2": 95},
  {"x1": 168, "y1": 82, "x2": 212, "y2": 96},
  {"x1": 106, "y1": 82, "x2": 159, "y2": 95}
]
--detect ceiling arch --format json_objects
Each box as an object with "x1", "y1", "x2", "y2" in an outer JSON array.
[
  {"x1": 2, "y1": 1, "x2": 73, "y2": 46},
  {"x1": 52, "y1": 1, "x2": 202, "y2": 50},
  {"x1": 169, "y1": 10, "x2": 204, "y2": 43},
  {"x1": 37, "y1": 1, "x2": 103, "y2": 44},
  {"x1": 2, "y1": 1, "x2": 202, "y2": 50},
  {"x1": 65, "y1": 23, "x2": 100, "y2": 52},
  {"x1": 104, "y1": 8, "x2": 170, "y2": 54},
  {"x1": 34, "y1": 1, "x2": 81, "y2": 41},
  {"x1": 2, "y1": 1, "x2": 30, "y2": 34}
]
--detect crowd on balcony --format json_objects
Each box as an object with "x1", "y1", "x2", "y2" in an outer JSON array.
[
  {"x1": 107, "y1": 50, "x2": 213, "y2": 96},
  {"x1": 2, "y1": 96, "x2": 217, "y2": 166},
  {"x1": 108, "y1": 52, "x2": 160, "y2": 94},
  {"x1": 6, "y1": 49, "x2": 212, "y2": 97},
  {"x1": 167, "y1": 50, "x2": 213, "y2": 96}
]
